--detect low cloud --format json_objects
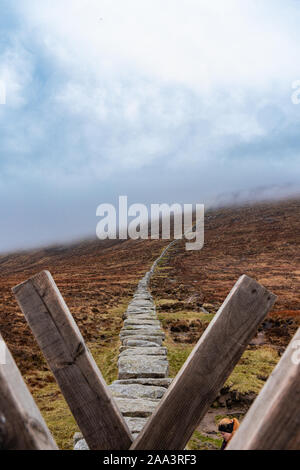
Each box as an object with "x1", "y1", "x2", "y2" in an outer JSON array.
[{"x1": 0, "y1": 0, "x2": 300, "y2": 252}]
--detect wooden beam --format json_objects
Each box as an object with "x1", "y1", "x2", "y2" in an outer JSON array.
[
  {"x1": 12, "y1": 271, "x2": 132, "y2": 451},
  {"x1": 0, "y1": 334, "x2": 58, "y2": 450},
  {"x1": 131, "y1": 275, "x2": 276, "y2": 450},
  {"x1": 228, "y1": 327, "x2": 300, "y2": 450}
]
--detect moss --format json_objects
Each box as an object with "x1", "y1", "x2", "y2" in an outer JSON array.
[
  {"x1": 158, "y1": 310, "x2": 214, "y2": 325},
  {"x1": 188, "y1": 431, "x2": 223, "y2": 451},
  {"x1": 167, "y1": 342, "x2": 194, "y2": 377},
  {"x1": 155, "y1": 298, "x2": 178, "y2": 306},
  {"x1": 225, "y1": 346, "x2": 279, "y2": 394}
]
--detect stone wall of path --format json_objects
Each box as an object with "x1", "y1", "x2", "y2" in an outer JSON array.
[{"x1": 74, "y1": 242, "x2": 177, "y2": 450}]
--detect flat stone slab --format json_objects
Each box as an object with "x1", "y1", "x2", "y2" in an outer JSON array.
[
  {"x1": 130, "y1": 296, "x2": 153, "y2": 302},
  {"x1": 115, "y1": 397, "x2": 159, "y2": 417},
  {"x1": 126, "y1": 308, "x2": 156, "y2": 315},
  {"x1": 114, "y1": 378, "x2": 173, "y2": 388},
  {"x1": 124, "y1": 319, "x2": 160, "y2": 327},
  {"x1": 124, "y1": 417, "x2": 149, "y2": 434},
  {"x1": 119, "y1": 347, "x2": 167, "y2": 357},
  {"x1": 109, "y1": 382, "x2": 167, "y2": 399},
  {"x1": 124, "y1": 312, "x2": 157, "y2": 320},
  {"x1": 129, "y1": 301, "x2": 154, "y2": 309},
  {"x1": 120, "y1": 328, "x2": 165, "y2": 337},
  {"x1": 118, "y1": 355, "x2": 169, "y2": 379},
  {"x1": 120, "y1": 340, "x2": 161, "y2": 351},
  {"x1": 121, "y1": 336, "x2": 163, "y2": 346}
]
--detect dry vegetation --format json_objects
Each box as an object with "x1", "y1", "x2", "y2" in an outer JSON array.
[
  {"x1": 0, "y1": 197, "x2": 299, "y2": 450},
  {"x1": 0, "y1": 237, "x2": 169, "y2": 449},
  {"x1": 150, "y1": 198, "x2": 300, "y2": 449}
]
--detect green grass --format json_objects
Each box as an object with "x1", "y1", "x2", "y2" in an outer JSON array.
[
  {"x1": 225, "y1": 347, "x2": 279, "y2": 394},
  {"x1": 158, "y1": 311, "x2": 215, "y2": 325},
  {"x1": 155, "y1": 298, "x2": 178, "y2": 306},
  {"x1": 188, "y1": 431, "x2": 223, "y2": 451},
  {"x1": 166, "y1": 342, "x2": 194, "y2": 377},
  {"x1": 157, "y1": 297, "x2": 279, "y2": 396}
]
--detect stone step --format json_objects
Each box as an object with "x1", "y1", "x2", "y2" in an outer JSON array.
[
  {"x1": 109, "y1": 382, "x2": 167, "y2": 400},
  {"x1": 120, "y1": 328, "x2": 165, "y2": 337},
  {"x1": 121, "y1": 329, "x2": 163, "y2": 338},
  {"x1": 126, "y1": 307, "x2": 156, "y2": 314},
  {"x1": 120, "y1": 340, "x2": 162, "y2": 351},
  {"x1": 114, "y1": 378, "x2": 173, "y2": 388},
  {"x1": 125, "y1": 314, "x2": 158, "y2": 322},
  {"x1": 118, "y1": 355, "x2": 169, "y2": 379},
  {"x1": 121, "y1": 336, "x2": 163, "y2": 346},
  {"x1": 119, "y1": 347, "x2": 167, "y2": 357},
  {"x1": 124, "y1": 417, "x2": 149, "y2": 434},
  {"x1": 124, "y1": 318, "x2": 160, "y2": 326},
  {"x1": 124, "y1": 311, "x2": 157, "y2": 319},
  {"x1": 115, "y1": 397, "x2": 159, "y2": 417},
  {"x1": 129, "y1": 301, "x2": 154, "y2": 308}
]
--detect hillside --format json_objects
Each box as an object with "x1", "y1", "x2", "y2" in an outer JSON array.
[{"x1": 0, "y1": 197, "x2": 299, "y2": 449}]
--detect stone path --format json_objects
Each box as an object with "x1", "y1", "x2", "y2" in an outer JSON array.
[{"x1": 74, "y1": 242, "x2": 176, "y2": 450}]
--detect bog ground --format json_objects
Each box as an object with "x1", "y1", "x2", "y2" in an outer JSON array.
[{"x1": 0, "y1": 197, "x2": 299, "y2": 449}]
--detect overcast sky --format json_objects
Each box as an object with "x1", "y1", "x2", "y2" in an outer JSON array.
[{"x1": 0, "y1": 0, "x2": 300, "y2": 252}]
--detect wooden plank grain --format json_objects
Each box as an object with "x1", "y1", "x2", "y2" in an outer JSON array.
[
  {"x1": 12, "y1": 271, "x2": 132, "y2": 451},
  {"x1": 131, "y1": 275, "x2": 277, "y2": 450},
  {"x1": 0, "y1": 334, "x2": 58, "y2": 450},
  {"x1": 228, "y1": 327, "x2": 300, "y2": 450}
]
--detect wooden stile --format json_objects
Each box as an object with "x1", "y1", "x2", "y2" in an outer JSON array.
[
  {"x1": 228, "y1": 327, "x2": 300, "y2": 450},
  {"x1": 12, "y1": 271, "x2": 132, "y2": 451},
  {"x1": 131, "y1": 275, "x2": 277, "y2": 450},
  {"x1": 0, "y1": 334, "x2": 58, "y2": 450}
]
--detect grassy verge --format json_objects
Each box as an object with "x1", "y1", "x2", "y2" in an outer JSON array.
[
  {"x1": 157, "y1": 299, "x2": 279, "y2": 395},
  {"x1": 188, "y1": 431, "x2": 223, "y2": 451}
]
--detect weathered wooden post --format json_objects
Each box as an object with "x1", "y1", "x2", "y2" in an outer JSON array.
[
  {"x1": 131, "y1": 275, "x2": 277, "y2": 450},
  {"x1": 13, "y1": 271, "x2": 132, "y2": 451},
  {"x1": 228, "y1": 327, "x2": 300, "y2": 450},
  {"x1": 0, "y1": 334, "x2": 58, "y2": 450}
]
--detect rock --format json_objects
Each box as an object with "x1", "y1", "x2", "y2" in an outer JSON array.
[
  {"x1": 120, "y1": 328, "x2": 165, "y2": 337},
  {"x1": 115, "y1": 397, "x2": 159, "y2": 417},
  {"x1": 133, "y1": 295, "x2": 152, "y2": 301},
  {"x1": 119, "y1": 347, "x2": 167, "y2": 357},
  {"x1": 118, "y1": 355, "x2": 169, "y2": 379},
  {"x1": 124, "y1": 312, "x2": 157, "y2": 320},
  {"x1": 129, "y1": 300, "x2": 154, "y2": 307},
  {"x1": 114, "y1": 378, "x2": 173, "y2": 388},
  {"x1": 109, "y1": 382, "x2": 167, "y2": 399},
  {"x1": 124, "y1": 417, "x2": 149, "y2": 434},
  {"x1": 74, "y1": 439, "x2": 89, "y2": 450},
  {"x1": 120, "y1": 340, "x2": 161, "y2": 350},
  {"x1": 126, "y1": 308, "x2": 156, "y2": 315},
  {"x1": 124, "y1": 319, "x2": 160, "y2": 327},
  {"x1": 74, "y1": 432, "x2": 83, "y2": 445},
  {"x1": 121, "y1": 336, "x2": 163, "y2": 346}
]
